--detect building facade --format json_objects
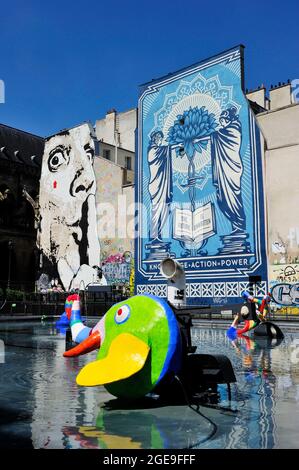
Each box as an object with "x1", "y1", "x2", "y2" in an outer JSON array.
[
  {"x1": 247, "y1": 82, "x2": 299, "y2": 314},
  {"x1": 1, "y1": 50, "x2": 298, "y2": 312},
  {"x1": 94, "y1": 155, "x2": 134, "y2": 287},
  {"x1": 95, "y1": 108, "x2": 136, "y2": 172},
  {"x1": 0, "y1": 124, "x2": 44, "y2": 292}
]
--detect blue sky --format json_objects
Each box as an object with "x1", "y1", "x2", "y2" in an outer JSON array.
[{"x1": 0, "y1": 0, "x2": 298, "y2": 137}]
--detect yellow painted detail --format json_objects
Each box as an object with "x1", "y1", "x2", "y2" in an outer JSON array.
[
  {"x1": 98, "y1": 433, "x2": 142, "y2": 449},
  {"x1": 276, "y1": 307, "x2": 299, "y2": 315},
  {"x1": 77, "y1": 426, "x2": 142, "y2": 449},
  {"x1": 76, "y1": 333, "x2": 150, "y2": 386}
]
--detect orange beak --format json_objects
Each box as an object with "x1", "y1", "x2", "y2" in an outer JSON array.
[{"x1": 63, "y1": 330, "x2": 101, "y2": 357}]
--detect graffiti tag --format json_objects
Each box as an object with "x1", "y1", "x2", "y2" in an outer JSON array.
[
  {"x1": 102, "y1": 262, "x2": 131, "y2": 284},
  {"x1": 292, "y1": 79, "x2": 299, "y2": 104},
  {"x1": 102, "y1": 251, "x2": 133, "y2": 285},
  {"x1": 271, "y1": 283, "x2": 299, "y2": 306}
]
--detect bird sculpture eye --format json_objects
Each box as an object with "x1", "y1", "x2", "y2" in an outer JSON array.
[{"x1": 114, "y1": 305, "x2": 130, "y2": 324}]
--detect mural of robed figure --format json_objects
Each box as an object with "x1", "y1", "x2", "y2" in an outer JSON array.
[
  {"x1": 147, "y1": 130, "x2": 174, "y2": 242},
  {"x1": 210, "y1": 107, "x2": 246, "y2": 234},
  {"x1": 38, "y1": 123, "x2": 105, "y2": 290}
]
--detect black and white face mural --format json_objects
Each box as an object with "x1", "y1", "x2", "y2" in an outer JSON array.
[{"x1": 38, "y1": 123, "x2": 104, "y2": 291}]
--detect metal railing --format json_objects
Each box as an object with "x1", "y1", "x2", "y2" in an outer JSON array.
[
  {"x1": 0, "y1": 288, "x2": 128, "y2": 317},
  {"x1": 0, "y1": 289, "x2": 299, "y2": 321}
]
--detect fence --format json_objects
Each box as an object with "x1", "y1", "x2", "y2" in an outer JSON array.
[
  {"x1": 1, "y1": 292, "x2": 299, "y2": 322},
  {"x1": 0, "y1": 288, "x2": 128, "y2": 317}
]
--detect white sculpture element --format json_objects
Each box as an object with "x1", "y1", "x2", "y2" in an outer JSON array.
[{"x1": 160, "y1": 258, "x2": 186, "y2": 308}]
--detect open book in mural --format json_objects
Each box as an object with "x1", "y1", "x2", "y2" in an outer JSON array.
[{"x1": 173, "y1": 202, "x2": 216, "y2": 248}]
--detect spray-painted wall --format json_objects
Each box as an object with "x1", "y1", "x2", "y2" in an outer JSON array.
[
  {"x1": 94, "y1": 156, "x2": 134, "y2": 288},
  {"x1": 135, "y1": 46, "x2": 268, "y2": 305},
  {"x1": 38, "y1": 123, "x2": 134, "y2": 292},
  {"x1": 38, "y1": 123, "x2": 100, "y2": 291}
]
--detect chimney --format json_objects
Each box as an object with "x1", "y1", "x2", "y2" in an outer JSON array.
[
  {"x1": 269, "y1": 82, "x2": 292, "y2": 110},
  {"x1": 246, "y1": 85, "x2": 266, "y2": 109}
]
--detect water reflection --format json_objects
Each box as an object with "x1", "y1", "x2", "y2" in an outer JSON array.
[
  {"x1": 229, "y1": 334, "x2": 283, "y2": 379},
  {"x1": 1, "y1": 322, "x2": 299, "y2": 448},
  {"x1": 225, "y1": 334, "x2": 280, "y2": 448},
  {"x1": 62, "y1": 396, "x2": 233, "y2": 449}
]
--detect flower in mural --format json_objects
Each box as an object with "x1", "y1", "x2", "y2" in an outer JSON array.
[{"x1": 167, "y1": 106, "x2": 217, "y2": 159}]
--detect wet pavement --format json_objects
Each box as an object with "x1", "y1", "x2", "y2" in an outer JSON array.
[{"x1": 0, "y1": 320, "x2": 299, "y2": 449}]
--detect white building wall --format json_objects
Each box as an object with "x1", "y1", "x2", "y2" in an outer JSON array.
[
  {"x1": 257, "y1": 104, "x2": 299, "y2": 149},
  {"x1": 96, "y1": 111, "x2": 116, "y2": 146},
  {"x1": 93, "y1": 155, "x2": 135, "y2": 262},
  {"x1": 269, "y1": 83, "x2": 292, "y2": 110},
  {"x1": 95, "y1": 108, "x2": 136, "y2": 152},
  {"x1": 117, "y1": 109, "x2": 136, "y2": 152},
  {"x1": 252, "y1": 83, "x2": 299, "y2": 311},
  {"x1": 246, "y1": 87, "x2": 267, "y2": 108}
]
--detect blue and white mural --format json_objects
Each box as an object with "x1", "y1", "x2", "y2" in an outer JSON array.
[{"x1": 135, "y1": 46, "x2": 268, "y2": 305}]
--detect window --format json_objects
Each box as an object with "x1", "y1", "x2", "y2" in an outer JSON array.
[
  {"x1": 125, "y1": 156, "x2": 132, "y2": 170},
  {"x1": 103, "y1": 149, "x2": 111, "y2": 160}
]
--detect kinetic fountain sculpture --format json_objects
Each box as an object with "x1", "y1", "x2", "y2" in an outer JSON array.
[
  {"x1": 227, "y1": 291, "x2": 284, "y2": 340},
  {"x1": 63, "y1": 259, "x2": 236, "y2": 402}
]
